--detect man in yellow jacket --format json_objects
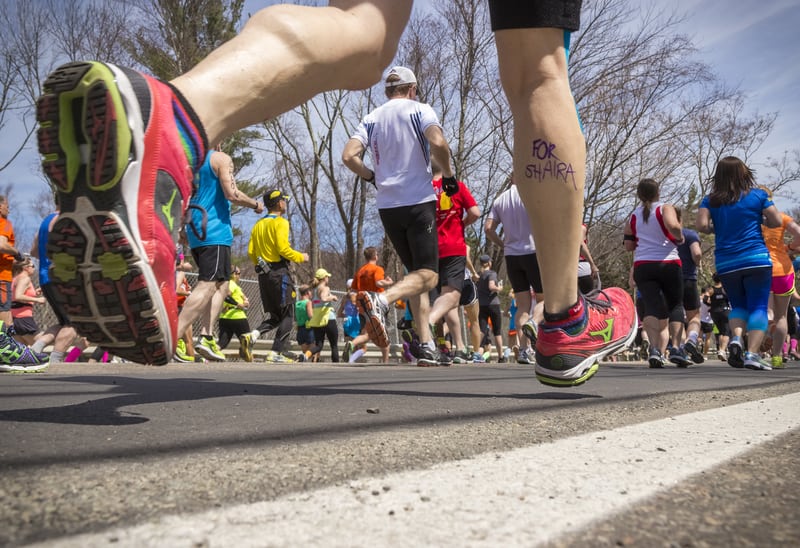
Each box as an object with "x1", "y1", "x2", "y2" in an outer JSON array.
[{"x1": 248, "y1": 189, "x2": 309, "y2": 363}]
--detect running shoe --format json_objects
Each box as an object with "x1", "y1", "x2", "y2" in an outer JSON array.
[
  {"x1": 174, "y1": 338, "x2": 194, "y2": 363},
  {"x1": 37, "y1": 61, "x2": 206, "y2": 365},
  {"x1": 716, "y1": 349, "x2": 727, "y2": 362},
  {"x1": 668, "y1": 347, "x2": 692, "y2": 368},
  {"x1": 744, "y1": 351, "x2": 772, "y2": 371},
  {"x1": 0, "y1": 329, "x2": 49, "y2": 373},
  {"x1": 195, "y1": 337, "x2": 225, "y2": 362},
  {"x1": 535, "y1": 288, "x2": 636, "y2": 387},
  {"x1": 357, "y1": 291, "x2": 389, "y2": 347},
  {"x1": 683, "y1": 338, "x2": 705, "y2": 364},
  {"x1": 264, "y1": 351, "x2": 294, "y2": 364},
  {"x1": 648, "y1": 348, "x2": 665, "y2": 369},
  {"x1": 416, "y1": 345, "x2": 452, "y2": 367},
  {"x1": 239, "y1": 333, "x2": 253, "y2": 362},
  {"x1": 727, "y1": 338, "x2": 744, "y2": 368},
  {"x1": 771, "y1": 355, "x2": 785, "y2": 369},
  {"x1": 521, "y1": 319, "x2": 538, "y2": 345},
  {"x1": 452, "y1": 348, "x2": 472, "y2": 364},
  {"x1": 517, "y1": 347, "x2": 536, "y2": 365},
  {"x1": 343, "y1": 341, "x2": 353, "y2": 363},
  {"x1": 472, "y1": 352, "x2": 486, "y2": 363}
]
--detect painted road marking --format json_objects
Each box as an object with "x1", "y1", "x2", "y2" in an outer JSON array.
[{"x1": 37, "y1": 392, "x2": 800, "y2": 547}]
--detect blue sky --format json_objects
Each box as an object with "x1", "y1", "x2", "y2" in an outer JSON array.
[{"x1": 3, "y1": 0, "x2": 798, "y2": 248}]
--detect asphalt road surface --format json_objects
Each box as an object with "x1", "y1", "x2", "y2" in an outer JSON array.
[{"x1": 2, "y1": 359, "x2": 799, "y2": 547}]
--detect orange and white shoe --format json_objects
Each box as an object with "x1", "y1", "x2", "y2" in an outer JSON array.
[{"x1": 37, "y1": 62, "x2": 206, "y2": 365}]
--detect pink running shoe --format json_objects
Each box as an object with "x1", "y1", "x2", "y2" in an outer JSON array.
[
  {"x1": 535, "y1": 288, "x2": 637, "y2": 387},
  {"x1": 36, "y1": 62, "x2": 206, "y2": 365},
  {"x1": 64, "y1": 347, "x2": 83, "y2": 362}
]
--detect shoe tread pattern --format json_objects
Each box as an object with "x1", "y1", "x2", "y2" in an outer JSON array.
[{"x1": 38, "y1": 62, "x2": 169, "y2": 365}]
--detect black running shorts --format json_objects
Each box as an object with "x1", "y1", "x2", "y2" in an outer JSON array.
[
  {"x1": 506, "y1": 253, "x2": 544, "y2": 294},
  {"x1": 191, "y1": 245, "x2": 232, "y2": 282},
  {"x1": 489, "y1": 0, "x2": 582, "y2": 31},
  {"x1": 438, "y1": 255, "x2": 467, "y2": 292},
  {"x1": 379, "y1": 202, "x2": 439, "y2": 273}
]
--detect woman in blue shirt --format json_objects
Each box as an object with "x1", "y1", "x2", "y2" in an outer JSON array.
[{"x1": 696, "y1": 156, "x2": 782, "y2": 370}]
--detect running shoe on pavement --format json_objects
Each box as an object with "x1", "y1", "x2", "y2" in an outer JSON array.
[
  {"x1": 472, "y1": 352, "x2": 486, "y2": 363},
  {"x1": 683, "y1": 338, "x2": 705, "y2": 364},
  {"x1": 744, "y1": 351, "x2": 772, "y2": 371},
  {"x1": 0, "y1": 328, "x2": 49, "y2": 373},
  {"x1": 416, "y1": 344, "x2": 452, "y2": 367},
  {"x1": 343, "y1": 341, "x2": 353, "y2": 363},
  {"x1": 727, "y1": 337, "x2": 744, "y2": 368},
  {"x1": 37, "y1": 61, "x2": 207, "y2": 365},
  {"x1": 195, "y1": 337, "x2": 225, "y2": 362},
  {"x1": 264, "y1": 351, "x2": 294, "y2": 364},
  {"x1": 452, "y1": 348, "x2": 472, "y2": 364},
  {"x1": 174, "y1": 338, "x2": 194, "y2": 363},
  {"x1": 648, "y1": 348, "x2": 665, "y2": 369},
  {"x1": 770, "y1": 355, "x2": 785, "y2": 369},
  {"x1": 239, "y1": 333, "x2": 253, "y2": 362},
  {"x1": 535, "y1": 288, "x2": 636, "y2": 387},
  {"x1": 668, "y1": 347, "x2": 692, "y2": 368},
  {"x1": 517, "y1": 347, "x2": 535, "y2": 365},
  {"x1": 356, "y1": 291, "x2": 389, "y2": 347}
]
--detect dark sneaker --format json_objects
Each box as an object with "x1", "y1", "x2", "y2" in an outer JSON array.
[
  {"x1": 37, "y1": 61, "x2": 206, "y2": 365},
  {"x1": 683, "y1": 339, "x2": 705, "y2": 364},
  {"x1": 0, "y1": 330, "x2": 49, "y2": 373},
  {"x1": 357, "y1": 291, "x2": 389, "y2": 347},
  {"x1": 727, "y1": 338, "x2": 744, "y2": 368},
  {"x1": 452, "y1": 348, "x2": 472, "y2": 364},
  {"x1": 239, "y1": 333, "x2": 253, "y2": 362},
  {"x1": 535, "y1": 288, "x2": 636, "y2": 387},
  {"x1": 416, "y1": 345, "x2": 451, "y2": 367},
  {"x1": 669, "y1": 347, "x2": 692, "y2": 368},
  {"x1": 744, "y1": 351, "x2": 772, "y2": 371},
  {"x1": 648, "y1": 348, "x2": 665, "y2": 368},
  {"x1": 195, "y1": 337, "x2": 225, "y2": 361},
  {"x1": 343, "y1": 341, "x2": 353, "y2": 363}
]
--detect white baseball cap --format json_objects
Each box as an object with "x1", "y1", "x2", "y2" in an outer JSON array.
[{"x1": 385, "y1": 66, "x2": 417, "y2": 87}]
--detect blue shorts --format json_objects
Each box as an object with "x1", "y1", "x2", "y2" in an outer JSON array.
[{"x1": 0, "y1": 281, "x2": 11, "y2": 312}]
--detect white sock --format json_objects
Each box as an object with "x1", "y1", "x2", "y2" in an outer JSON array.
[{"x1": 31, "y1": 339, "x2": 47, "y2": 353}]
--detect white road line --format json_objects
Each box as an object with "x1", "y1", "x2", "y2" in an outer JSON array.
[{"x1": 35, "y1": 393, "x2": 800, "y2": 548}]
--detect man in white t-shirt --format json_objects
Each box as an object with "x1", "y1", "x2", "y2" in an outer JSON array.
[{"x1": 343, "y1": 66, "x2": 455, "y2": 366}]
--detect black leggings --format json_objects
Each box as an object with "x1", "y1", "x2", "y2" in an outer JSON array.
[
  {"x1": 633, "y1": 262, "x2": 684, "y2": 322},
  {"x1": 313, "y1": 319, "x2": 339, "y2": 362}
]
